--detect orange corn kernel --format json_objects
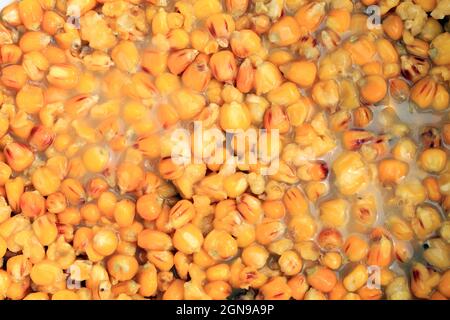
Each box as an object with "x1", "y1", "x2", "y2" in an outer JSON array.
[
  {"x1": 60, "y1": 178, "x2": 86, "y2": 205},
  {"x1": 423, "y1": 176, "x2": 442, "y2": 202},
  {"x1": 204, "y1": 229, "x2": 238, "y2": 260},
  {"x1": 111, "y1": 41, "x2": 140, "y2": 73},
  {"x1": 262, "y1": 200, "x2": 286, "y2": 220},
  {"x1": 342, "y1": 129, "x2": 374, "y2": 151},
  {"x1": 4, "y1": 142, "x2": 34, "y2": 172},
  {"x1": 230, "y1": 29, "x2": 261, "y2": 58},
  {"x1": 254, "y1": 61, "x2": 283, "y2": 95},
  {"x1": 18, "y1": 0, "x2": 43, "y2": 31},
  {"x1": 312, "y1": 80, "x2": 340, "y2": 110},
  {"x1": 362, "y1": 61, "x2": 383, "y2": 76},
  {"x1": 205, "y1": 13, "x2": 236, "y2": 47},
  {"x1": 47, "y1": 64, "x2": 80, "y2": 89},
  {"x1": 116, "y1": 162, "x2": 144, "y2": 194},
  {"x1": 378, "y1": 159, "x2": 409, "y2": 185},
  {"x1": 367, "y1": 236, "x2": 393, "y2": 267},
  {"x1": 136, "y1": 193, "x2": 162, "y2": 221},
  {"x1": 382, "y1": 14, "x2": 403, "y2": 41},
  {"x1": 1, "y1": 3, "x2": 21, "y2": 27},
  {"x1": 225, "y1": 0, "x2": 248, "y2": 16},
  {"x1": 410, "y1": 77, "x2": 438, "y2": 109},
  {"x1": 389, "y1": 78, "x2": 410, "y2": 103},
  {"x1": 42, "y1": 45, "x2": 67, "y2": 64},
  {"x1": 259, "y1": 276, "x2": 291, "y2": 300},
  {"x1": 41, "y1": 11, "x2": 65, "y2": 35},
  {"x1": 167, "y1": 49, "x2": 198, "y2": 76},
  {"x1": 169, "y1": 199, "x2": 195, "y2": 229},
  {"x1": 190, "y1": 29, "x2": 218, "y2": 55},
  {"x1": 246, "y1": 15, "x2": 266, "y2": 35},
  {"x1": 0, "y1": 44, "x2": 22, "y2": 64},
  {"x1": 344, "y1": 37, "x2": 377, "y2": 65},
  {"x1": 205, "y1": 280, "x2": 232, "y2": 300},
  {"x1": 138, "y1": 229, "x2": 173, "y2": 251},
  {"x1": 182, "y1": 53, "x2": 211, "y2": 92},
  {"x1": 329, "y1": 281, "x2": 347, "y2": 300},
  {"x1": 20, "y1": 191, "x2": 45, "y2": 218},
  {"x1": 280, "y1": 60, "x2": 317, "y2": 88},
  {"x1": 1, "y1": 65, "x2": 28, "y2": 90},
  {"x1": 326, "y1": 9, "x2": 351, "y2": 34},
  {"x1": 113, "y1": 199, "x2": 135, "y2": 227},
  {"x1": 16, "y1": 84, "x2": 45, "y2": 114},
  {"x1": 22, "y1": 51, "x2": 50, "y2": 81},
  {"x1": 162, "y1": 279, "x2": 185, "y2": 300},
  {"x1": 283, "y1": 187, "x2": 309, "y2": 216},
  {"x1": 236, "y1": 58, "x2": 254, "y2": 94},
  {"x1": 294, "y1": 2, "x2": 326, "y2": 32},
  {"x1": 255, "y1": 219, "x2": 286, "y2": 245},
  {"x1": 209, "y1": 50, "x2": 237, "y2": 83},
  {"x1": 134, "y1": 135, "x2": 161, "y2": 159},
  {"x1": 141, "y1": 50, "x2": 167, "y2": 76},
  {"x1": 431, "y1": 84, "x2": 449, "y2": 111},
  {"x1": 167, "y1": 28, "x2": 190, "y2": 50},
  {"x1": 19, "y1": 31, "x2": 51, "y2": 52},
  {"x1": 158, "y1": 157, "x2": 185, "y2": 180},
  {"x1": 155, "y1": 103, "x2": 179, "y2": 129},
  {"x1": 29, "y1": 126, "x2": 54, "y2": 152},
  {"x1": 79, "y1": 203, "x2": 100, "y2": 225},
  {"x1": 170, "y1": 89, "x2": 206, "y2": 121},
  {"x1": 376, "y1": 38, "x2": 399, "y2": 63},
  {"x1": 269, "y1": 16, "x2": 302, "y2": 46},
  {"x1": 306, "y1": 266, "x2": 337, "y2": 293},
  {"x1": 359, "y1": 75, "x2": 387, "y2": 104},
  {"x1": 107, "y1": 255, "x2": 139, "y2": 282},
  {"x1": 406, "y1": 39, "x2": 429, "y2": 58},
  {"x1": 64, "y1": 94, "x2": 99, "y2": 118},
  {"x1": 173, "y1": 223, "x2": 204, "y2": 255},
  {"x1": 268, "y1": 50, "x2": 294, "y2": 66},
  {"x1": 263, "y1": 105, "x2": 290, "y2": 134}
]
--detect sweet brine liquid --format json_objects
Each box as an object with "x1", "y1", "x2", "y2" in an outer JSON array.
[{"x1": 0, "y1": 0, "x2": 449, "y2": 300}]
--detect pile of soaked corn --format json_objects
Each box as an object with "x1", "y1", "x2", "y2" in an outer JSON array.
[{"x1": 0, "y1": 0, "x2": 449, "y2": 300}]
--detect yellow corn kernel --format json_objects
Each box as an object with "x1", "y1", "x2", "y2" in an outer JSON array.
[
  {"x1": 230, "y1": 29, "x2": 261, "y2": 59},
  {"x1": 254, "y1": 61, "x2": 283, "y2": 94},
  {"x1": 1, "y1": 3, "x2": 21, "y2": 27},
  {"x1": 112, "y1": 41, "x2": 140, "y2": 73},
  {"x1": 30, "y1": 260, "x2": 64, "y2": 286},
  {"x1": 152, "y1": 8, "x2": 169, "y2": 35},
  {"x1": 16, "y1": 84, "x2": 44, "y2": 114},
  {"x1": 193, "y1": 0, "x2": 222, "y2": 19},
  {"x1": 170, "y1": 89, "x2": 206, "y2": 120},
  {"x1": 31, "y1": 166, "x2": 61, "y2": 196},
  {"x1": 32, "y1": 214, "x2": 58, "y2": 246},
  {"x1": 267, "y1": 82, "x2": 301, "y2": 106},
  {"x1": 82, "y1": 146, "x2": 110, "y2": 173},
  {"x1": 167, "y1": 28, "x2": 190, "y2": 50},
  {"x1": 76, "y1": 72, "x2": 99, "y2": 94}
]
